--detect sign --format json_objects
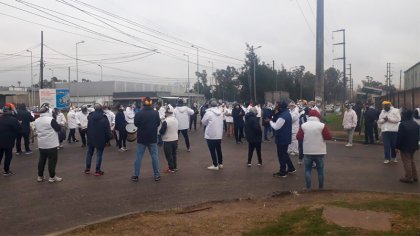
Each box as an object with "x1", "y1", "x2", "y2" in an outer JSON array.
[
  {"x1": 56, "y1": 89, "x2": 70, "y2": 109},
  {"x1": 39, "y1": 89, "x2": 56, "y2": 108}
]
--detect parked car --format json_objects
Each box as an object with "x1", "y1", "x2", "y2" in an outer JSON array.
[{"x1": 325, "y1": 104, "x2": 334, "y2": 112}]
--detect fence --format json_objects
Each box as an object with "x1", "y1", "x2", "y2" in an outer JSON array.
[{"x1": 375, "y1": 87, "x2": 420, "y2": 110}]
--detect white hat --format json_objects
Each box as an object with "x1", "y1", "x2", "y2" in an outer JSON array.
[{"x1": 166, "y1": 104, "x2": 174, "y2": 113}]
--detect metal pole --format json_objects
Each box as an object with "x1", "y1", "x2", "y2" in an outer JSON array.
[
  {"x1": 273, "y1": 60, "x2": 276, "y2": 92},
  {"x1": 191, "y1": 45, "x2": 199, "y2": 95},
  {"x1": 76, "y1": 40, "x2": 85, "y2": 107},
  {"x1": 316, "y1": 0, "x2": 325, "y2": 114},
  {"x1": 183, "y1": 54, "x2": 190, "y2": 106},
  {"x1": 209, "y1": 61, "x2": 214, "y2": 98},
  {"x1": 253, "y1": 46, "x2": 262, "y2": 103},
  {"x1": 40, "y1": 31, "x2": 44, "y2": 89},
  {"x1": 27, "y1": 50, "x2": 33, "y2": 106}
]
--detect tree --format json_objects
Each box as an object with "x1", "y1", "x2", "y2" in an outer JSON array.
[
  {"x1": 213, "y1": 66, "x2": 239, "y2": 101},
  {"x1": 193, "y1": 70, "x2": 211, "y2": 99},
  {"x1": 324, "y1": 67, "x2": 344, "y2": 103}
]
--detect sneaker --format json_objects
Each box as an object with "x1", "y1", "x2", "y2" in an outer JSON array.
[
  {"x1": 164, "y1": 168, "x2": 175, "y2": 173},
  {"x1": 207, "y1": 165, "x2": 219, "y2": 170},
  {"x1": 84, "y1": 169, "x2": 91, "y2": 175},
  {"x1": 263, "y1": 139, "x2": 271, "y2": 143},
  {"x1": 94, "y1": 171, "x2": 104, "y2": 176},
  {"x1": 118, "y1": 148, "x2": 125, "y2": 152},
  {"x1": 48, "y1": 176, "x2": 63, "y2": 183},
  {"x1": 273, "y1": 172, "x2": 287, "y2": 178},
  {"x1": 218, "y1": 164, "x2": 223, "y2": 169},
  {"x1": 122, "y1": 147, "x2": 127, "y2": 151},
  {"x1": 25, "y1": 150, "x2": 32, "y2": 155},
  {"x1": 288, "y1": 169, "x2": 297, "y2": 174},
  {"x1": 392, "y1": 158, "x2": 398, "y2": 163},
  {"x1": 257, "y1": 163, "x2": 262, "y2": 166},
  {"x1": 298, "y1": 160, "x2": 303, "y2": 165},
  {"x1": 15, "y1": 152, "x2": 21, "y2": 156},
  {"x1": 37, "y1": 176, "x2": 45, "y2": 182},
  {"x1": 3, "y1": 171, "x2": 14, "y2": 176},
  {"x1": 81, "y1": 144, "x2": 86, "y2": 148},
  {"x1": 345, "y1": 143, "x2": 353, "y2": 147},
  {"x1": 384, "y1": 160, "x2": 390, "y2": 164},
  {"x1": 131, "y1": 176, "x2": 139, "y2": 182},
  {"x1": 247, "y1": 163, "x2": 252, "y2": 167},
  {"x1": 154, "y1": 176, "x2": 161, "y2": 181},
  {"x1": 187, "y1": 149, "x2": 191, "y2": 152},
  {"x1": 74, "y1": 140, "x2": 79, "y2": 143},
  {"x1": 59, "y1": 144, "x2": 64, "y2": 148}
]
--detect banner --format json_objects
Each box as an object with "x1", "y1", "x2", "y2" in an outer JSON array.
[
  {"x1": 56, "y1": 89, "x2": 70, "y2": 109},
  {"x1": 39, "y1": 89, "x2": 56, "y2": 108}
]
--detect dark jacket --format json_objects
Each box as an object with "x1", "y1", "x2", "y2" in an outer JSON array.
[
  {"x1": 396, "y1": 120, "x2": 419, "y2": 154},
  {"x1": 191, "y1": 106, "x2": 199, "y2": 118},
  {"x1": 232, "y1": 106, "x2": 245, "y2": 125},
  {"x1": 275, "y1": 109, "x2": 292, "y2": 145},
  {"x1": 115, "y1": 111, "x2": 126, "y2": 132},
  {"x1": 16, "y1": 109, "x2": 34, "y2": 133},
  {"x1": 262, "y1": 107, "x2": 273, "y2": 127},
  {"x1": 134, "y1": 106, "x2": 160, "y2": 145},
  {"x1": 245, "y1": 112, "x2": 262, "y2": 143},
  {"x1": 87, "y1": 110, "x2": 112, "y2": 149},
  {"x1": 364, "y1": 108, "x2": 377, "y2": 125},
  {"x1": 0, "y1": 113, "x2": 22, "y2": 148}
]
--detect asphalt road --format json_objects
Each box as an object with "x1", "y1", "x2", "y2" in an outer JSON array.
[{"x1": 0, "y1": 127, "x2": 419, "y2": 235}]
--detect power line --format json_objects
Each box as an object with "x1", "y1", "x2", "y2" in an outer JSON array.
[{"x1": 295, "y1": 0, "x2": 316, "y2": 38}]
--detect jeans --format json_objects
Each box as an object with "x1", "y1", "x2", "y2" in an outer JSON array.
[
  {"x1": 0, "y1": 147, "x2": 13, "y2": 172},
  {"x1": 163, "y1": 141, "x2": 178, "y2": 170},
  {"x1": 16, "y1": 131, "x2": 30, "y2": 152},
  {"x1": 68, "y1": 128, "x2": 77, "y2": 142},
  {"x1": 234, "y1": 123, "x2": 244, "y2": 142},
  {"x1": 117, "y1": 129, "x2": 127, "y2": 149},
  {"x1": 38, "y1": 148, "x2": 58, "y2": 178},
  {"x1": 374, "y1": 122, "x2": 379, "y2": 141},
  {"x1": 382, "y1": 132, "x2": 398, "y2": 160},
  {"x1": 85, "y1": 146, "x2": 104, "y2": 172},
  {"x1": 248, "y1": 141, "x2": 262, "y2": 164},
  {"x1": 189, "y1": 115, "x2": 197, "y2": 130},
  {"x1": 304, "y1": 155, "x2": 325, "y2": 190},
  {"x1": 263, "y1": 126, "x2": 271, "y2": 140},
  {"x1": 134, "y1": 143, "x2": 159, "y2": 178},
  {"x1": 298, "y1": 140, "x2": 304, "y2": 161},
  {"x1": 207, "y1": 139, "x2": 223, "y2": 167},
  {"x1": 276, "y1": 143, "x2": 295, "y2": 174},
  {"x1": 346, "y1": 128, "x2": 355, "y2": 144},
  {"x1": 79, "y1": 128, "x2": 87, "y2": 145},
  {"x1": 400, "y1": 151, "x2": 418, "y2": 181},
  {"x1": 178, "y1": 129, "x2": 190, "y2": 149},
  {"x1": 364, "y1": 122, "x2": 374, "y2": 144}
]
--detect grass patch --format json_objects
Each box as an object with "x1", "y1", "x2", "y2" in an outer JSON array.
[
  {"x1": 245, "y1": 207, "x2": 356, "y2": 236},
  {"x1": 246, "y1": 199, "x2": 420, "y2": 236},
  {"x1": 323, "y1": 113, "x2": 344, "y2": 132}
]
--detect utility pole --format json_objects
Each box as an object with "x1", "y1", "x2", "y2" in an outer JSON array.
[
  {"x1": 208, "y1": 61, "x2": 214, "y2": 98},
  {"x1": 385, "y1": 62, "x2": 392, "y2": 96},
  {"x1": 68, "y1": 67, "x2": 71, "y2": 91},
  {"x1": 273, "y1": 60, "x2": 277, "y2": 91},
  {"x1": 183, "y1": 54, "x2": 190, "y2": 106},
  {"x1": 191, "y1": 45, "x2": 199, "y2": 95},
  {"x1": 253, "y1": 46, "x2": 262, "y2": 103},
  {"x1": 333, "y1": 29, "x2": 346, "y2": 101},
  {"x1": 40, "y1": 31, "x2": 44, "y2": 89},
  {"x1": 26, "y1": 49, "x2": 33, "y2": 106},
  {"x1": 347, "y1": 64, "x2": 352, "y2": 100},
  {"x1": 399, "y1": 69, "x2": 402, "y2": 91},
  {"x1": 315, "y1": 0, "x2": 325, "y2": 113}
]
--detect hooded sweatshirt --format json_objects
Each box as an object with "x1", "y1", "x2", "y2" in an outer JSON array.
[
  {"x1": 378, "y1": 106, "x2": 401, "y2": 132},
  {"x1": 67, "y1": 109, "x2": 78, "y2": 129},
  {"x1": 86, "y1": 110, "x2": 112, "y2": 149},
  {"x1": 174, "y1": 106, "x2": 194, "y2": 130},
  {"x1": 201, "y1": 107, "x2": 223, "y2": 140}
]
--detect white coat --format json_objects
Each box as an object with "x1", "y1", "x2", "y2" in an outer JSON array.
[
  {"x1": 201, "y1": 107, "x2": 223, "y2": 140},
  {"x1": 174, "y1": 106, "x2": 194, "y2": 130},
  {"x1": 290, "y1": 106, "x2": 300, "y2": 133},
  {"x1": 342, "y1": 108, "x2": 357, "y2": 130},
  {"x1": 378, "y1": 107, "x2": 401, "y2": 132},
  {"x1": 67, "y1": 109, "x2": 78, "y2": 129}
]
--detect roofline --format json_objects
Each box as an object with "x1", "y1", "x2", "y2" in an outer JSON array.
[{"x1": 404, "y1": 61, "x2": 420, "y2": 73}]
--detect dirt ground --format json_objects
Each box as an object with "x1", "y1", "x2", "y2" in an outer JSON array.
[{"x1": 61, "y1": 191, "x2": 420, "y2": 236}]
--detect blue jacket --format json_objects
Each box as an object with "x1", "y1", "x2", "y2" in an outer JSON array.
[
  {"x1": 134, "y1": 106, "x2": 161, "y2": 145},
  {"x1": 115, "y1": 111, "x2": 126, "y2": 132},
  {"x1": 87, "y1": 110, "x2": 112, "y2": 149},
  {"x1": 275, "y1": 110, "x2": 292, "y2": 145}
]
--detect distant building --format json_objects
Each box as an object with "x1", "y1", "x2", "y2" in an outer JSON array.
[{"x1": 404, "y1": 61, "x2": 420, "y2": 90}]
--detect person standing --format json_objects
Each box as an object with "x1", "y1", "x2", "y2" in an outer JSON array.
[
  {"x1": 414, "y1": 108, "x2": 420, "y2": 144},
  {"x1": 378, "y1": 101, "x2": 401, "y2": 164},
  {"x1": 54, "y1": 108, "x2": 67, "y2": 149},
  {"x1": 34, "y1": 103, "x2": 62, "y2": 183},
  {"x1": 262, "y1": 104, "x2": 273, "y2": 142},
  {"x1": 189, "y1": 103, "x2": 199, "y2": 131},
  {"x1": 364, "y1": 105, "x2": 377, "y2": 145},
  {"x1": 76, "y1": 106, "x2": 89, "y2": 147},
  {"x1": 298, "y1": 106, "x2": 310, "y2": 165},
  {"x1": 245, "y1": 107, "x2": 262, "y2": 166},
  {"x1": 15, "y1": 103, "x2": 34, "y2": 155},
  {"x1": 155, "y1": 102, "x2": 166, "y2": 146},
  {"x1": 124, "y1": 104, "x2": 135, "y2": 125},
  {"x1": 232, "y1": 103, "x2": 245, "y2": 144},
  {"x1": 296, "y1": 110, "x2": 332, "y2": 190},
  {"x1": 131, "y1": 97, "x2": 161, "y2": 182},
  {"x1": 174, "y1": 99, "x2": 194, "y2": 152},
  {"x1": 67, "y1": 106, "x2": 79, "y2": 143},
  {"x1": 159, "y1": 105, "x2": 179, "y2": 173},
  {"x1": 202, "y1": 99, "x2": 224, "y2": 170},
  {"x1": 396, "y1": 110, "x2": 419, "y2": 183},
  {"x1": 0, "y1": 104, "x2": 22, "y2": 176},
  {"x1": 268, "y1": 100, "x2": 296, "y2": 178},
  {"x1": 288, "y1": 101, "x2": 300, "y2": 155},
  {"x1": 342, "y1": 103, "x2": 358, "y2": 147},
  {"x1": 104, "y1": 106, "x2": 115, "y2": 146},
  {"x1": 224, "y1": 104, "x2": 234, "y2": 137},
  {"x1": 84, "y1": 103, "x2": 112, "y2": 176},
  {"x1": 115, "y1": 105, "x2": 127, "y2": 152}
]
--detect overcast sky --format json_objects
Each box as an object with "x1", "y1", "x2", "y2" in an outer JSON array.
[{"x1": 0, "y1": 0, "x2": 419, "y2": 90}]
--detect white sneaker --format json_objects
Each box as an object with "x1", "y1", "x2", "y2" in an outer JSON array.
[
  {"x1": 298, "y1": 161, "x2": 302, "y2": 165},
  {"x1": 207, "y1": 165, "x2": 219, "y2": 170},
  {"x1": 37, "y1": 176, "x2": 44, "y2": 182},
  {"x1": 384, "y1": 160, "x2": 390, "y2": 164},
  {"x1": 218, "y1": 164, "x2": 223, "y2": 169},
  {"x1": 118, "y1": 148, "x2": 124, "y2": 152},
  {"x1": 49, "y1": 176, "x2": 63, "y2": 183},
  {"x1": 345, "y1": 143, "x2": 353, "y2": 147},
  {"x1": 392, "y1": 158, "x2": 398, "y2": 163}
]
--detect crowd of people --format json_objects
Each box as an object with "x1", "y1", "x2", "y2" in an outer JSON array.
[{"x1": 0, "y1": 97, "x2": 418, "y2": 190}]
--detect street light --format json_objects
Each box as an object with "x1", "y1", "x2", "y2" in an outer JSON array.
[
  {"x1": 97, "y1": 64, "x2": 103, "y2": 81},
  {"x1": 48, "y1": 68, "x2": 54, "y2": 78},
  {"x1": 97, "y1": 64, "x2": 103, "y2": 100},
  {"x1": 253, "y1": 45, "x2": 262, "y2": 103},
  {"x1": 26, "y1": 49, "x2": 33, "y2": 106},
  {"x1": 76, "y1": 40, "x2": 85, "y2": 107},
  {"x1": 183, "y1": 54, "x2": 190, "y2": 106}
]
